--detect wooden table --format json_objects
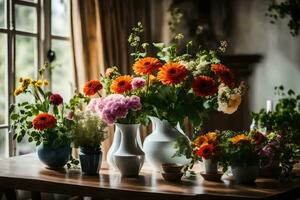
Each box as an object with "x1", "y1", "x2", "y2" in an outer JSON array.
[{"x1": 0, "y1": 154, "x2": 299, "y2": 200}]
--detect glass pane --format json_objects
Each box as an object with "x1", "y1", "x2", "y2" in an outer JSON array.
[
  {"x1": 51, "y1": 39, "x2": 74, "y2": 101},
  {"x1": 0, "y1": 129, "x2": 8, "y2": 158},
  {"x1": 15, "y1": 35, "x2": 37, "y2": 103},
  {"x1": 19, "y1": 0, "x2": 38, "y2": 3},
  {"x1": 15, "y1": 4, "x2": 37, "y2": 33},
  {"x1": 0, "y1": 33, "x2": 7, "y2": 125},
  {"x1": 17, "y1": 134, "x2": 35, "y2": 155},
  {"x1": 0, "y1": 0, "x2": 6, "y2": 28},
  {"x1": 51, "y1": 0, "x2": 70, "y2": 37}
]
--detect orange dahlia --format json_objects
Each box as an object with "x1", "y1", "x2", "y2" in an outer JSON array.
[
  {"x1": 211, "y1": 64, "x2": 235, "y2": 87},
  {"x1": 32, "y1": 113, "x2": 57, "y2": 131},
  {"x1": 157, "y1": 63, "x2": 188, "y2": 85},
  {"x1": 110, "y1": 75, "x2": 133, "y2": 94},
  {"x1": 196, "y1": 144, "x2": 215, "y2": 159},
  {"x1": 194, "y1": 135, "x2": 208, "y2": 147},
  {"x1": 231, "y1": 134, "x2": 250, "y2": 145},
  {"x1": 192, "y1": 76, "x2": 217, "y2": 97},
  {"x1": 133, "y1": 57, "x2": 162, "y2": 75},
  {"x1": 83, "y1": 80, "x2": 103, "y2": 96}
]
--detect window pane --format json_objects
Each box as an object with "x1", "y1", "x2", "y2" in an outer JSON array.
[
  {"x1": 0, "y1": 129, "x2": 8, "y2": 158},
  {"x1": 51, "y1": 0, "x2": 70, "y2": 37},
  {"x1": 15, "y1": 4, "x2": 37, "y2": 33},
  {"x1": 51, "y1": 39, "x2": 74, "y2": 101},
  {"x1": 17, "y1": 134, "x2": 35, "y2": 155},
  {"x1": 15, "y1": 35, "x2": 37, "y2": 103},
  {"x1": 0, "y1": 0, "x2": 6, "y2": 28},
  {"x1": 19, "y1": 0, "x2": 38, "y2": 3},
  {"x1": 0, "y1": 33, "x2": 7, "y2": 125}
]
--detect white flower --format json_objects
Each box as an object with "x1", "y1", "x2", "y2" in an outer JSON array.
[{"x1": 217, "y1": 84, "x2": 242, "y2": 114}]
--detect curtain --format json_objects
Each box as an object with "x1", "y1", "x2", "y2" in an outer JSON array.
[{"x1": 71, "y1": 0, "x2": 156, "y2": 159}]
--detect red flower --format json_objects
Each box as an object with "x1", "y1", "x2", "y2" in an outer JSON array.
[
  {"x1": 32, "y1": 113, "x2": 57, "y2": 131},
  {"x1": 49, "y1": 93, "x2": 63, "y2": 105},
  {"x1": 211, "y1": 64, "x2": 235, "y2": 87},
  {"x1": 196, "y1": 144, "x2": 215, "y2": 159},
  {"x1": 83, "y1": 80, "x2": 103, "y2": 96},
  {"x1": 192, "y1": 76, "x2": 217, "y2": 97},
  {"x1": 157, "y1": 63, "x2": 188, "y2": 85}
]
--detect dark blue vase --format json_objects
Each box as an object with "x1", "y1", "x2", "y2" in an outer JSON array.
[
  {"x1": 79, "y1": 146, "x2": 102, "y2": 175},
  {"x1": 37, "y1": 143, "x2": 71, "y2": 169}
]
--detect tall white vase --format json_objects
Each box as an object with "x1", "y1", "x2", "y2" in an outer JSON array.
[
  {"x1": 107, "y1": 125, "x2": 142, "y2": 170},
  {"x1": 143, "y1": 116, "x2": 191, "y2": 171},
  {"x1": 114, "y1": 123, "x2": 145, "y2": 177}
]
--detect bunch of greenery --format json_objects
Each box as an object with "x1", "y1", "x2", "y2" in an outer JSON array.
[
  {"x1": 71, "y1": 112, "x2": 107, "y2": 148},
  {"x1": 266, "y1": 0, "x2": 300, "y2": 37},
  {"x1": 252, "y1": 86, "x2": 300, "y2": 175}
]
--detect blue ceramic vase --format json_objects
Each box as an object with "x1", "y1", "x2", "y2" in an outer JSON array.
[
  {"x1": 37, "y1": 143, "x2": 71, "y2": 169},
  {"x1": 79, "y1": 146, "x2": 102, "y2": 175}
]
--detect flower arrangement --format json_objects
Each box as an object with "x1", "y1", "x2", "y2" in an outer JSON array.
[
  {"x1": 252, "y1": 86, "x2": 300, "y2": 175},
  {"x1": 193, "y1": 131, "x2": 221, "y2": 160},
  {"x1": 10, "y1": 64, "x2": 73, "y2": 147},
  {"x1": 219, "y1": 130, "x2": 263, "y2": 171}
]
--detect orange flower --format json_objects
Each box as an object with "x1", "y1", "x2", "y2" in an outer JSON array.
[
  {"x1": 196, "y1": 144, "x2": 215, "y2": 159},
  {"x1": 194, "y1": 135, "x2": 208, "y2": 147},
  {"x1": 157, "y1": 63, "x2": 188, "y2": 85},
  {"x1": 206, "y1": 132, "x2": 218, "y2": 143},
  {"x1": 192, "y1": 76, "x2": 217, "y2": 97},
  {"x1": 133, "y1": 57, "x2": 162, "y2": 75},
  {"x1": 32, "y1": 113, "x2": 57, "y2": 131},
  {"x1": 83, "y1": 80, "x2": 103, "y2": 96},
  {"x1": 231, "y1": 134, "x2": 250, "y2": 144},
  {"x1": 110, "y1": 75, "x2": 133, "y2": 94},
  {"x1": 211, "y1": 64, "x2": 235, "y2": 87}
]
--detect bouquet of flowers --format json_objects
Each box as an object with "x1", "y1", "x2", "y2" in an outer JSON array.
[
  {"x1": 10, "y1": 65, "x2": 73, "y2": 147},
  {"x1": 193, "y1": 131, "x2": 221, "y2": 161}
]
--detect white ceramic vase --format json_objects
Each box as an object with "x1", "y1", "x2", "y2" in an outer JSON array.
[
  {"x1": 231, "y1": 165, "x2": 259, "y2": 184},
  {"x1": 143, "y1": 116, "x2": 191, "y2": 171},
  {"x1": 114, "y1": 123, "x2": 145, "y2": 177},
  {"x1": 107, "y1": 125, "x2": 142, "y2": 170}
]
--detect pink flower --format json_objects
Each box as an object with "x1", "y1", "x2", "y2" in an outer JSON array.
[
  {"x1": 131, "y1": 77, "x2": 146, "y2": 89},
  {"x1": 126, "y1": 95, "x2": 142, "y2": 111},
  {"x1": 66, "y1": 111, "x2": 74, "y2": 120},
  {"x1": 86, "y1": 98, "x2": 99, "y2": 113},
  {"x1": 50, "y1": 93, "x2": 63, "y2": 105}
]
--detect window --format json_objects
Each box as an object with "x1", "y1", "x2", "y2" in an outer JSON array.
[{"x1": 0, "y1": 0, "x2": 74, "y2": 157}]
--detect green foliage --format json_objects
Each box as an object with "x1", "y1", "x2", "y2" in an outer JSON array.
[
  {"x1": 128, "y1": 22, "x2": 148, "y2": 60},
  {"x1": 71, "y1": 112, "x2": 107, "y2": 148},
  {"x1": 266, "y1": 0, "x2": 300, "y2": 36}
]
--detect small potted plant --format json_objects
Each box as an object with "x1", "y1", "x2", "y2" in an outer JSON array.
[
  {"x1": 10, "y1": 65, "x2": 74, "y2": 169},
  {"x1": 71, "y1": 111, "x2": 107, "y2": 175},
  {"x1": 192, "y1": 131, "x2": 223, "y2": 181},
  {"x1": 220, "y1": 131, "x2": 261, "y2": 184}
]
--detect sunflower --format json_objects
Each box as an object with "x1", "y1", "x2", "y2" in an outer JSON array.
[
  {"x1": 192, "y1": 76, "x2": 218, "y2": 97},
  {"x1": 206, "y1": 132, "x2": 218, "y2": 143},
  {"x1": 157, "y1": 63, "x2": 188, "y2": 85},
  {"x1": 83, "y1": 80, "x2": 103, "y2": 96},
  {"x1": 231, "y1": 134, "x2": 250, "y2": 145},
  {"x1": 211, "y1": 64, "x2": 235, "y2": 87},
  {"x1": 110, "y1": 75, "x2": 133, "y2": 94},
  {"x1": 196, "y1": 144, "x2": 215, "y2": 159},
  {"x1": 32, "y1": 113, "x2": 57, "y2": 131},
  {"x1": 133, "y1": 57, "x2": 162, "y2": 75}
]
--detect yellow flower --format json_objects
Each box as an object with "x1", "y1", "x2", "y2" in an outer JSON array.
[
  {"x1": 43, "y1": 80, "x2": 49, "y2": 86},
  {"x1": 14, "y1": 87, "x2": 24, "y2": 96},
  {"x1": 206, "y1": 132, "x2": 218, "y2": 143},
  {"x1": 194, "y1": 135, "x2": 208, "y2": 147},
  {"x1": 231, "y1": 134, "x2": 250, "y2": 144},
  {"x1": 35, "y1": 80, "x2": 44, "y2": 87},
  {"x1": 21, "y1": 78, "x2": 32, "y2": 89}
]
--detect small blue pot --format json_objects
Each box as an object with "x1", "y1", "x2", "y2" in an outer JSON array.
[
  {"x1": 37, "y1": 143, "x2": 71, "y2": 169},
  {"x1": 79, "y1": 146, "x2": 102, "y2": 175}
]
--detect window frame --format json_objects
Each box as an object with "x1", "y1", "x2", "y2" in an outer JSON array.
[{"x1": 0, "y1": 0, "x2": 72, "y2": 157}]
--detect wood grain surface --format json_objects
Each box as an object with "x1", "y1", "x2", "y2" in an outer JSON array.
[{"x1": 0, "y1": 154, "x2": 299, "y2": 200}]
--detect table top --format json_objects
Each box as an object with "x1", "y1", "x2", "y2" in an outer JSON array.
[{"x1": 0, "y1": 154, "x2": 299, "y2": 200}]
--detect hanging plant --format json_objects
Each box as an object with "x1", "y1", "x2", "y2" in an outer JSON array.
[{"x1": 266, "y1": 0, "x2": 300, "y2": 36}]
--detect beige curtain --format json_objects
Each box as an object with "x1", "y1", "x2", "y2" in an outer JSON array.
[{"x1": 70, "y1": 0, "x2": 155, "y2": 159}]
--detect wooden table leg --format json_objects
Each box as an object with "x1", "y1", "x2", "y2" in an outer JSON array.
[
  {"x1": 4, "y1": 189, "x2": 17, "y2": 200},
  {"x1": 31, "y1": 191, "x2": 42, "y2": 200}
]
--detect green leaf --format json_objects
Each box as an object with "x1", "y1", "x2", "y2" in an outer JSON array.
[
  {"x1": 10, "y1": 113, "x2": 19, "y2": 120},
  {"x1": 17, "y1": 135, "x2": 23, "y2": 143}
]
